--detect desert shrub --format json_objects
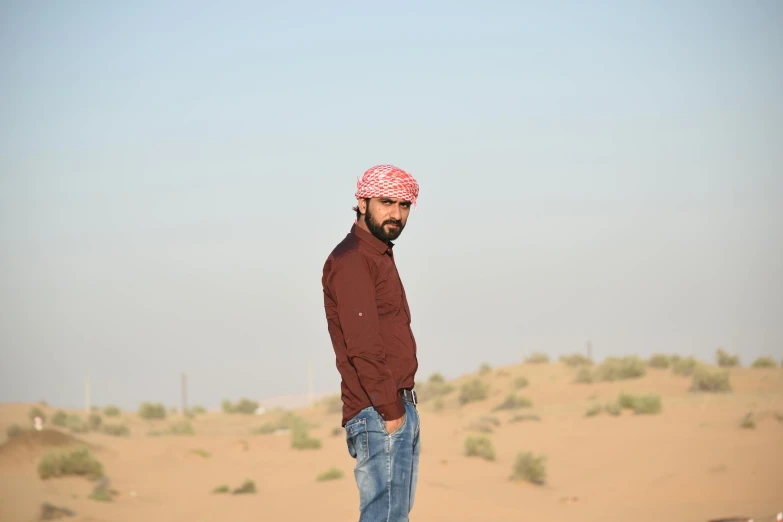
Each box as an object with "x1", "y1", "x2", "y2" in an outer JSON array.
[
  {"x1": 89, "y1": 478, "x2": 116, "y2": 502},
  {"x1": 672, "y1": 357, "x2": 701, "y2": 376},
  {"x1": 221, "y1": 400, "x2": 234, "y2": 413},
  {"x1": 478, "y1": 362, "x2": 493, "y2": 375},
  {"x1": 510, "y1": 452, "x2": 546, "y2": 485},
  {"x1": 103, "y1": 406, "x2": 121, "y2": 417},
  {"x1": 87, "y1": 414, "x2": 103, "y2": 431},
  {"x1": 29, "y1": 407, "x2": 46, "y2": 423},
  {"x1": 52, "y1": 410, "x2": 68, "y2": 427},
  {"x1": 223, "y1": 398, "x2": 259, "y2": 415},
  {"x1": 751, "y1": 356, "x2": 777, "y2": 368},
  {"x1": 7, "y1": 424, "x2": 25, "y2": 438},
  {"x1": 232, "y1": 479, "x2": 257, "y2": 494},
  {"x1": 739, "y1": 412, "x2": 755, "y2": 429},
  {"x1": 512, "y1": 376, "x2": 529, "y2": 389},
  {"x1": 584, "y1": 404, "x2": 602, "y2": 417},
  {"x1": 574, "y1": 367, "x2": 593, "y2": 384},
  {"x1": 102, "y1": 424, "x2": 130, "y2": 437},
  {"x1": 605, "y1": 402, "x2": 622, "y2": 416},
  {"x1": 617, "y1": 392, "x2": 636, "y2": 409},
  {"x1": 647, "y1": 354, "x2": 671, "y2": 368},
  {"x1": 168, "y1": 420, "x2": 195, "y2": 436},
  {"x1": 191, "y1": 449, "x2": 211, "y2": 458},
  {"x1": 690, "y1": 368, "x2": 731, "y2": 393},
  {"x1": 316, "y1": 467, "x2": 344, "y2": 482},
  {"x1": 716, "y1": 348, "x2": 740, "y2": 368},
  {"x1": 508, "y1": 414, "x2": 541, "y2": 423},
  {"x1": 66, "y1": 415, "x2": 88, "y2": 434},
  {"x1": 212, "y1": 484, "x2": 230, "y2": 494},
  {"x1": 594, "y1": 356, "x2": 646, "y2": 381},
  {"x1": 291, "y1": 425, "x2": 321, "y2": 450},
  {"x1": 492, "y1": 393, "x2": 532, "y2": 412},
  {"x1": 320, "y1": 394, "x2": 343, "y2": 414},
  {"x1": 252, "y1": 412, "x2": 308, "y2": 435},
  {"x1": 138, "y1": 402, "x2": 166, "y2": 420},
  {"x1": 191, "y1": 405, "x2": 207, "y2": 415},
  {"x1": 560, "y1": 353, "x2": 593, "y2": 367},
  {"x1": 458, "y1": 379, "x2": 490, "y2": 405},
  {"x1": 464, "y1": 435, "x2": 496, "y2": 461},
  {"x1": 524, "y1": 352, "x2": 550, "y2": 364},
  {"x1": 417, "y1": 373, "x2": 455, "y2": 402},
  {"x1": 468, "y1": 416, "x2": 500, "y2": 433},
  {"x1": 38, "y1": 448, "x2": 104, "y2": 480},
  {"x1": 631, "y1": 394, "x2": 662, "y2": 415},
  {"x1": 432, "y1": 398, "x2": 444, "y2": 411}
]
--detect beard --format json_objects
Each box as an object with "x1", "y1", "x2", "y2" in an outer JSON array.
[{"x1": 365, "y1": 205, "x2": 405, "y2": 243}]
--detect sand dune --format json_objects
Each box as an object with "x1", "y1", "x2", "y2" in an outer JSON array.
[{"x1": 1, "y1": 362, "x2": 781, "y2": 522}]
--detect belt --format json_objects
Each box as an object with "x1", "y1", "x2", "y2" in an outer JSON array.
[{"x1": 399, "y1": 388, "x2": 418, "y2": 405}]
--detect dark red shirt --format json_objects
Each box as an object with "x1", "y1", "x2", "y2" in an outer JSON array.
[{"x1": 322, "y1": 224, "x2": 418, "y2": 426}]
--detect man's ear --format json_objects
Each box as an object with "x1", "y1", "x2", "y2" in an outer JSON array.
[{"x1": 359, "y1": 198, "x2": 368, "y2": 215}]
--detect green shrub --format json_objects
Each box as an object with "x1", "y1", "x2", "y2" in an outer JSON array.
[
  {"x1": 716, "y1": 348, "x2": 740, "y2": 368},
  {"x1": 319, "y1": 394, "x2": 343, "y2": 414},
  {"x1": 508, "y1": 414, "x2": 541, "y2": 423},
  {"x1": 478, "y1": 362, "x2": 493, "y2": 375},
  {"x1": 232, "y1": 479, "x2": 257, "y2": 495},
  {"x1": 690, "y1": 368, "x2": 731, "y2": 393},
  {"x1": 222, "y1": 398, "x2": 259, "y2": 415},
  {"x1": 512, "y1": 376, "x2": 529, "y2": 389},
  {"x1": 291, "y1": 425, "x2": 321, "y2": 450},
  {"x1": 7, "y1": 424, "x2": 25, "y2": 438},
  {"x1": 605, "y1": 402, "x2": 622, "y2": 416},
  {"x1": 221, "y1": 400, "x2": 234, "y2": 413},
  {"x1": 103, "y1": 406, "x2": 121, "y2": 417},
  {"x1": 492, "y1": 393, "x2": 532, "y2": 412},
  {"x1": 739, "y1": 412, "x2": 755, "y2": 429},
  {"x1": 416, "y1": 373, "x2": 455, "y2": 402},
  {"x1": 212, "y1": 484, "x2": 230, "y2": 494},
  {"x1": 87, "y1": 414, "x2": 103, "y2": 431},
  {"x1": 66, "y1": 415, "x2": 88, "y2": 434},
  {"x1": 510, "y1": 452, "x2": 546, "y2": 485},
  {"x1": 38, "y1": 448, "x2": 104, "y2": 480},
  {"x1": 52, "y1": 410, "x2": 68, "y2": 427},
  {"x1": 574, "y1": 367, "x2": 593, "y2": 384},
  {"x1": 468, "y1": 416, "x2": 500, "y2": 433},
  {"x1": 464, "y1": 435, "x2": 496, "y2": 461},
  {"x1": 316, "y1": 467, "x2": 344, "y2": 482},
  {"x1": 432, "y1": 398, "x2": 445, "y2": 411},
  {"x1": 559, "y1": 353, "x2": 593, "y2": 367},
  {"x1": 617, "y1": 392, "x2": 636, "y2": 409},
  {"x1": 252, "y1": 412, "x2": 308, "y2": 435},
  {"x1": 584, "y1": 404, "x2": 602, "y2": 417},
  {"x1": 524, "y1": 352, "x2": 550, "y2": 364},
  {"x1": 168, "y1": 420, "x2": 195, "y2": 436},
  {"x1": 458, "y1": 379, "x2": 490, "y2": 405},
  {"x1": 594, "y1": 356, "x2": 646, "y2": 381},
  {"x1": 647, "y1": 354, "x2": 671, "y2": 369},
  {"x1": 29, "y1": 407, "x2": 47, "y2": 423},
  {"x1": 191, "y1": 405, "x2": 207, "y2": 415},
  {"x1": 672, "y1": 357, "x2": 701, "y2": 376},
  {"x1": 138, "y1": 402, "x2": 166, "y2": 420},
  {"x1": 89, "y1": 478, "x2": 116, "y2": 502},
  {"x1": 102, "y1": 424, "x2": 130, "y2": 437},
  {"x1": 751, "y1": 356, "x2": 777, "y2": 368},
  {"x1": 191, "y1": 449, "x2": 211, "y2": 458},
  {"x1": 631, "y1": 394, "x2": 662, "y2": 415}
]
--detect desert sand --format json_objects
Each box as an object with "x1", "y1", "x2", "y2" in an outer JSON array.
[{"x1": 1, "y1": 361, "x2": 781, "y2": 522}]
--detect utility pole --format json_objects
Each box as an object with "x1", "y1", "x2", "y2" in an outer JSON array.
[
  {"x1": 181, "y1": 373, "x2": 188, "y2": 415},
  {"x1": 84, "y1": 376, "x2": 91, "y2": 413}
]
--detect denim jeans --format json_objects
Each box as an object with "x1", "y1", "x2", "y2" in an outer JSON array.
[{"x1": 344, "y1": 399, "x2": 420, "y2": 522}]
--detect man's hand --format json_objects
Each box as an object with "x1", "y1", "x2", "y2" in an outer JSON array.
[{"x1": 385, "y1": 413, "x2": 405, "y2": 435}]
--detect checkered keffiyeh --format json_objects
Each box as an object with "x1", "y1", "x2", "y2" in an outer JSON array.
[{"x1": 354, "y1": 164, "x2": 420, "y2": 208}]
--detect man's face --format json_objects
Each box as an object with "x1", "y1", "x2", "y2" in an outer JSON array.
[{"x1": 362, "y1": 197, "x2": 411, "y2": 243}]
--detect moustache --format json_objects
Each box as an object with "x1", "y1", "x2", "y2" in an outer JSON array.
[{"x1": 383, "y1": 220, "x2": 403, "y2": 227}]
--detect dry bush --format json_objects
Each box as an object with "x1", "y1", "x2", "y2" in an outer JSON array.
[
  {"x1": 510, "y1": 452, "x2": 546, "y2": 485},
  {"x1": 524, "y1": 352, "x2": 550, "y2": 364},
  {"x1": 458, "y1": 379, "x2": 490, "y2": 405},
  {"x1": 751, "y1": 356, "x2": 777, "y2": 368},
  {"x1": 574, "y1": 367, "x2": 593, "y2": 384},
  {"x1": 51, "y1": 411, "x2": 68, "y2": 427},
  {"x1": 212, "y1": 484, "x2": 230, "y2": 494},
  {"x1": 508, "y1": 414, "x2": 541, "y2": 423},
  {"x1": 478, "y1": 363, "x2": 493, "y2": 375},
  {"x1": 559, "y1": 353, "x2": 593, "y2": 367},
  {"x1": 66, "y1": 415, "x2": 89, "y2": 434},
  {"x1": 690, "y1": 368, "x2": 731, "y2": 393},
  {"x1": 319, "y1": 394, "x2": 343, "y2": 414},
  {"x1": 38, "y1": 448, "x2": 104, "y2": 480},
  {"x1": 647, "y1": 354, "x2": 671, "y2": 368},
  {"x1": 739, "y1": 412, "x2": 755, "y2": 429},
  {"x1": 232, "y1": 479, "x2": 257, "y2": 494},
  {"x1": 630, "y1": 394, "x2": 662, "y2": 415},
  {"x1": 87, "y1": 414, "x2": 102, "y2": 431},
  {"x1": 103, "y1": 406, "x2": 121, "y2": 417},
  {"x1": 716, "y1": 348, "x2": 741, "y2": 368},
  {"x1": 671, "y1": 357, "x2": 702, "y2": 376},
  {"x1": 512, "y1": 376, "x2": 529, "y2": 389},
  {"x1": 190, "y1": 405, "x2": 207, "y2": 415},
  {"x1": 138, "y1": 402, "x2": 166, "y2": 420},
  {"x1": 594, "y1": 356, "x2": 646, "y2": 381},
  {"x1": 605, "y1": 402, "x2": 622, "y2": 416},
  {"x1": 89, "y1": 477, "x2": 117, "y2": 502},
  {"x1": 291, "y1": 424, "x2": 321, "y2": 450},
  {"x1": 464, "y1": 435, "x2": 496, "y2": 461},
  {"x1": 416, "y1": 373, "x2": 455, "y2": 402},
  {"x1": 252, "y1": 412, "x2": 309, "y2": 435},
  {"x1": 584, "y1": 404, "x2": 602, "y2": 417},
  {"x1": 101, "y1": 424, "x2": 130, "y2": 437},
  {"x1": 222, "y1": 398, "x2": 259, "y2": 415},
  {"x1": 492, "y1": 393, "x2": 532, "y2": 412},
  {"x1": 167, "y1": 420, "x2": 195, "y2": 436},
  {"x1": 316, "y1": 467, "x2": 344, "y2": 482},
  {"x1": 6, "y1": 424, "x2": 25, "y2": 438}
]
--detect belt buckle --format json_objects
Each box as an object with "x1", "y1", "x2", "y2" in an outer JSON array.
[{"x1": 411, "y1": 390, "x2": 418, "y2": 405}]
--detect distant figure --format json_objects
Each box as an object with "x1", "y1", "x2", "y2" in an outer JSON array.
[
  {"x1": 322, "y1": 165, "x2": 421, "y2": 521},
  {"x1": 34, "y1": 416, "x2": 43, "y2": 431}
]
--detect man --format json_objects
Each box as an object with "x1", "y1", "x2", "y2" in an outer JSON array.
[{"x1": 322, "y1": 164, "x2": 421, "y2": 522}]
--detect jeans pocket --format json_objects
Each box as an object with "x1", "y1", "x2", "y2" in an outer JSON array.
[
  {"x1": 379, "y1": 408, "x2": 408, "y2": 437},
  {"x1": 345, "y1": 418, "x2": 368, "y2": 464}
]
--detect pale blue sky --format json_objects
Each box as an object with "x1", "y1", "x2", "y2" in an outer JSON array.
[{"x1": 1, "y1": 1, "x2": 781, "y2": 410}]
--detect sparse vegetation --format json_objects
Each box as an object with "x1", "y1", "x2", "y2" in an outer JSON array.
[
  {"x1": 630, "y1": 394, "x2": 662, "y2": 415},
  {"x1": 191, "y1": 449, "x2": 211, "y2": 458},
  {"x1": 138, "y1": 402, "x2": 166, "y2": 420},
  {"x1": 7, "y1": 424, "x2": 25, "y2": 438},
  {"x1": 508, "y1": 414, "x2": 541, "y2": 423},
  {"x1": 524, "y1": 352, "x2": 550, "y2": 364},
  {"x1": 87, "y1": 414, "x2": 102, "y2": 431},
  {"x1": 574, "y1": 367, "x2": 593, "y2": 384},
  {"x1": 479, "y1": 362, "x2": 493, "y2": 375},
  {"x1": 618, "y1": 392, "x2": 636, "y2": 409},
  {"x1": 417, "y1": 373, "x2": 455, "y2": 402},
  {"x1": 29, "y1": 407, "x2": 47, "y2": 424},
  {"x1": 319, "y1": 395, "x2": 343, "y2": 414},
  {"x1": 492, "y1": 393, "x2": 532, "y2": 412},
  {"x1": 191, "y1": 405, "x2": 207, "y2": 415},
  {"x1": 316, "y1": 467, "x2": 344, "y2": 482},
  {"x1": 212, "y1": 484, "x2": 230, "y2": 494},
  {"x1": 647, "y1": 354, "x2": 671, "y2": 369},
  {"x1": 716, "y1": 348, "x2": 740, "y2": 368},
  {"x1": 222, "y1": 398, "x2": 260, "y2": 415},
  {"x1": 458, "y1": 379, "x2": 490, "y2": 405},
  {"x1": 751, "y1": 356, "x2": 777, "y2": 368},
  {"x1": 594, "y1": 356, "x2": 646, "y2": 381},
  {"x1": 512, "y1": 376, "x2": 529, "y2": 389},
  {"x1": 585, "y1": 404, "x2": 602, "y2": 417},
  {"x1": 291, "y1": 424, "x2": 321, "y2": 450},
  {"x1": 167, "y1": 420, "x2": 195, "y2": 436},
  {"x1": 432, "y1": 398, "x2": 445, "y2": 411},
  {"x1": 52, "y1": 410, "x2": 68, "y2": 427},
  {"x1": 739, "y1": 413, "x2": 755, "y2": 429},
  {"x1": 66, "y1": 415, "x2": 88, "y2": 434},
  {"x1": 89, "y1": 478, "x2": 116, "y2": 502},
  {"x1": 672, "y1": 357, "x2": 701, "y2": 376},
  {"x1": 102, "y1": 424, "x2": 130, "y2": 437},
  {"x1": 468, "y1": 416, "x2": 501, "y2": 433},
  {"x1": 510, "y1": 452, "x2": 547, "y2": 485},
  {"x1": 103, "y1": 406, "x2": 121, "y2": 417},
  {"x1": 560, "y1": 353, "x2": 593, "y2": 367},
  {"x1": 252, "y1": 412, "x2": 309, "y2": 435},
  {"x1": 232, "y1": 479, "x2": 257, "y2": 494},
  {"x1": 690, "y1": 368, "x2": 731, "y2": 393},
  {"x1": 464, "y1": 435, "x2": 496, "y2": 461},
  {"x1": 605, "y1": 402, "x2": 622, "y2": 416},
  {"x1": 38, "y1": 448, "x2": 104, "y2": 480}
]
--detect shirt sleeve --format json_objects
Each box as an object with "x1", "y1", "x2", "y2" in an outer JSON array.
[{"x1": 328, "y1": 252, "x2": 405, "y2": 421}]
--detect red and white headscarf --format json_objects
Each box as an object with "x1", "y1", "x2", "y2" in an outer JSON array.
[{"x1": 354, "y1": 164, "x2": 420, "y2": 209}]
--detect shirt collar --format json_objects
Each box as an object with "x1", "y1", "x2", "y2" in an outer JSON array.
[{"x1": 351, "y1": 223, "x2": 393, "y2": 255}]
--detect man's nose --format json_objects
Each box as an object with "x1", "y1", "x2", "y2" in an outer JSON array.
[{"x1": 389, "y1": 205, "x2": 402, "y2": 220}]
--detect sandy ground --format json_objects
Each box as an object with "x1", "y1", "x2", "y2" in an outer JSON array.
[{"x1": 1, "y1": 362, "x2": 781, "y2": 522}]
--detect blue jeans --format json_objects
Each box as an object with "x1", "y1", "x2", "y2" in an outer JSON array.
[{"x1": 344, "y1": 399, "x2": 420, "y2": 522}]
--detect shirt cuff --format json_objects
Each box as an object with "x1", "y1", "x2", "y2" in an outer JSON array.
[{"x1": 374, "y1": 398, "x2": 406, "y2": 422}]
